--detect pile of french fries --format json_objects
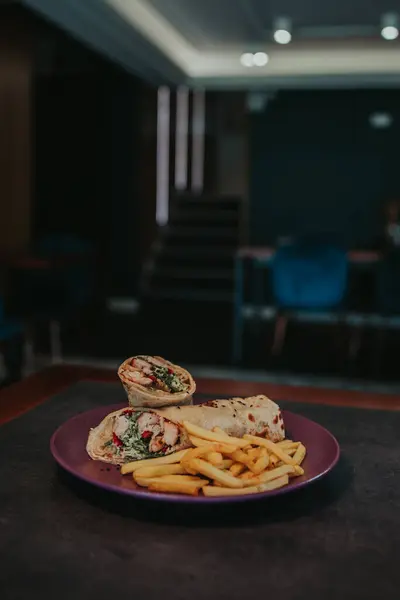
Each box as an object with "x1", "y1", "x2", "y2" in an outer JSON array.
[{"x1": 120, "y1": 421, "x2": 306, "y2": 497}]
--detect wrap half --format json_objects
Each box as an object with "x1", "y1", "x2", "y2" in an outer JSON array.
[
  {"x1": 86, "y1": 395, "x2": 285, "y2": 465},
  {"x1": 118, "y1": 355, "x2": 196, "y2": 408}
]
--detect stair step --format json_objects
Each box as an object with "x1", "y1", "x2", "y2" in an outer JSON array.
[
  {"x1": 143, "y1": 194, "x2": 241, "y2": 300},
  {"x1": 154, "y1": 267, "x2": 233, "y2": 280},
  {"x1": 169, "y1": 210, "x2": 239, "y2": 224},
  {"x1": 143, "y1": 288, "x2": 233, "y2": 302},
  {"x1": 167, "y1": 226, "x2": 237, "y2": 239},
  {"x1": 173, "y1": 193, "x2": 241, "y2": 204},
  {"x1": 171, "y1": 196, "x2": 241, "y2": 212},
  {"x1": 161, "y1": 246, "x2": 235, "y2": 258},
  {"x1": 157, "y1": 257, "x2": 234, "y2": 271},
  {"x1": 149, "y1": 272, "x2": 232, "y2": 290}
]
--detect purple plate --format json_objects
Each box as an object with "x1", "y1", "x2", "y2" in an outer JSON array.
[{"x1": 50, "y1": 403, "x2": 340, "y2": 504}]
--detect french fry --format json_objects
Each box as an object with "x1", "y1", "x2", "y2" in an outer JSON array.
[
  {"x1": 231, "y1": 449, "x2": 254, "y2": 469},
  {"x1": 221, "y1": 459, "x2": 234, "y2": 469},
  {"x1": 188, "y1": 458, "x2": 244, "y2": 488},
  {"x1": 277, "y1": 441, "x2": 300, "y2": 450},
  {"x1": 293, "y1": 465, "x2": 304, "y2": 476},
  {"x1": 183, "y1": 421, "x2": 249, "y2": 448},
  {"x1": 189, "y1": 435, "x2": 238, "y2": 453},
  {"x1": 247, "y1": 447, "x2": 262, "y2": 460},
  {"x1": 244, "y1": 435, "x2": 297, "y2": 466},
  {"x1": 285, "y1": 448, "x2": 297, "y2": 457},
  {"x1": 293, "y1": 443, "x2": 306, "y2": 465},
  {"x1": 134, "y1": 464, "x2": 186, "y2": 478},
  {"x1": 182, "y1": 444, "x2": 235, "y2": 474},
  {"x1": 189, "y1": 436, "x2": 216, "y2": 447},
  {"x1": 269, "y1": 454, "x2": 280, "y2": 468},
  {"x1": 181, "y1": 445, "x2": 219, "y2": 474},
  {"x1": 206, "y1": 451, "x2": 223, "y2": 466},
  {"x1": 135, "y1": 474, "x2": 202, "y2": 487},
  {"x1": 230, "y1": 462, "x2": 246, "y2": 477},
  {"x1": 218, "y1": 444, "x2": 241, "y2": 455},
  {"x1": 148, "y1": 479, "x2": 208, "y2": 496},
  {"x1": 239, "y1": 470, "x2": 255, "y2": 480},
  {"x1": 252, "y1": 452, "x2": 270, "y2": 475},
  {"x1": 212, "y1": 427, "x2": 231, "y2": 438},
  {"x1": 203, "y1": 475, "x2": 289, "y2": 496},
  {"x1": 244, "y1": 464, "x2": 295, "y2": 487},
  {"x1": 120, "y1": 449, "x2": 189, "y2": 475}
]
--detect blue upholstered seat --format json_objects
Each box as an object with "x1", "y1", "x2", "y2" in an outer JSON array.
[{"x1": 271, "y1": 242, "x2": 348, "y2": 310}]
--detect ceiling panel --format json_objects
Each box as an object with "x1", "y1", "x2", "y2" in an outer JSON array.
[
  {"x1": 146, "y1": 0, "x2": 256, "y2": 49},
  {"x1": 146, "y1": 0, "x2": 400, "y2": 48},
  {"x1": 254, "y1": 0, "x2": 400, "y2": 29}
]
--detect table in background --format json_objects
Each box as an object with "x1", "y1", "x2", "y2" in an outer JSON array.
[{"x1": 233, "y1": 246, "x2": 382, "y2": 363}]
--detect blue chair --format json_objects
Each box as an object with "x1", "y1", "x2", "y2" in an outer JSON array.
[
  {"x1": 0, "y1": 297, "x2": 24, "y2": 384},
  {"x1": 9, "y1": 234, "x2": 96, "y2": 365},
  {"x1": 376, "y1": 250, "x2": 400, "y2": 315},
  {"x1": 0, "y1": 297, "x2": 23, "y2": 341},
  {"x1": 270, "y1": 241, "x2": 348, "y2": 355},
  {"x1": 370, "y1": 249, "x2": 400, "y2": 374},
  {"x1": 36, "y1": 234, "x2": 95, "y2": 308}
]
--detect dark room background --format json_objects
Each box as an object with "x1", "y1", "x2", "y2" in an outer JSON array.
[
  {"x1": 33, "y1": 31, "x2": 157, "y2": 298},
  {"x1": 249, "y1": 89, "x2": 400, "y2": 249},
  {"x1": 31, "y1": 32, "x2": 400, "y2": 301}
]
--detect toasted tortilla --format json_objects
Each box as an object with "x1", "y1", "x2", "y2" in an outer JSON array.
[
  {"x1": 118, "y1": 355, "x2": 196, "y2": 408},
  {"x1": 86, "y1": 395, "x2": 284, "y2": 465}
]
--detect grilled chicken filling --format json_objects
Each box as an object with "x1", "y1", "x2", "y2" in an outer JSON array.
[
  {"x1": 104, "y1": 410, "x2": 180, "y2": 461},
  {"x1": 122, "y1": 355, "x2": 188, "y2": 394}
]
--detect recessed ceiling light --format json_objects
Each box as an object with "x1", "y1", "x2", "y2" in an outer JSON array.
[
  {"x1": 240, "y1": 52, "x2": 254, "y2": 67},
  {"x1": 369, "y1": 112, "x2": 393, "y2": 128},
  {"x1": 253, "y1": 52, "x2": 269, "y2": 66},
  {"x1": 273, "y1": 29, "x2": 292, "y2": 44},
  {"x1": 381, "y1": 25, "x2": 399, "y2": 40},
  {"x1": 273, "y1": 16, "x2": 292, "y2": 44},
  {"x1": 381, "y1": 12, "x2": 399, "y2": 40}
]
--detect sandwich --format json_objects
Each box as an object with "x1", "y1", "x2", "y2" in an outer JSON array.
[
  {"x1": 118, "y1": 355, "x2": 196, "y2": 408},
  {"x1": 86, "y1": 395, "x2": 285, "y2": 465}
]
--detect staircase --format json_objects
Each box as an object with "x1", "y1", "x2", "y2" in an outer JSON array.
[{"x1": 141, "y1": 194, "x2": 241, "y2": 302}]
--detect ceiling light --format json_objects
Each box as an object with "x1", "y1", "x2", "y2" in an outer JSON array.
[
  {"x1": 253, "y1": 52, "x2": 269, "y2": 66},
  {"x1": 381, "y1": 12, "x2": 399, "y2": 40},
  {"x1": 273, "y1": 29, "x2": 292, "y2": 44},
  {"x1": 369, "y1": 112, "x2": 393, "y2": 128},
  {"x1": 240, "y1": 52, "x2": 254, "y2": 67},
  {"x1": 381, "y1": 25, "x2": 399, "y2": 40},
  {"x1": 273, "y1": 16, "x2": 292, "y2": 44}
]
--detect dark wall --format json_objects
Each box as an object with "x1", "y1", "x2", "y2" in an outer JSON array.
[
  {"x1": 0, "y1": 7, "x2": 33, "y2": 255},
  {"x1": 34, "y1": 42, "x2": 143, "y2": 296},
  {"x1": 249, "y1": 89, "x2": 400, "y2": 248}
]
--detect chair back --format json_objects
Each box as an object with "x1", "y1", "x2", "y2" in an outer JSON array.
[
  {"x1": 376, "y1": 249, "x2": 400, "y2": 315},
  {"x1": 36, "y1": 234, "x2": 95, "y2": 307},
  {"x1": 271, "y1": 241, "x2": 348, "y2": 309}
]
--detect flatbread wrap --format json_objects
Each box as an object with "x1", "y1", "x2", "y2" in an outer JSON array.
[
  {"x1": 86, "y1": 395, "x2": 285, "y2": 465},
  {"x1": 118, "y1": 355, "x2": 196, "y2": 408}
]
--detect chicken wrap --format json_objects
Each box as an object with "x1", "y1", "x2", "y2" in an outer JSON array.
[
  {"x1": 118, "y1": 355, "x2": 196, "y2": 408},
  {"x1": 86, "y1": 395, "x2": 285, "y2": 465}
]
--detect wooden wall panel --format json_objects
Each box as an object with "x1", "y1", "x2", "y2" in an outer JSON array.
[
  {"x1": 0, "y1": 10, "x2": 33, "y2": 254},
  {"x1": 136, "y1": 83, "x2": 158, "y2": 267}
]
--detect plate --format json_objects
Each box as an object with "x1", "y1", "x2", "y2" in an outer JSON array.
[{"x1": 50, "y1": 403, "x2": 340, "y2": 504}]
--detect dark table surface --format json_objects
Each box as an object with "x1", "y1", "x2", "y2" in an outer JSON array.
[{"x1": 0, "y1": 375, "x2": 399, "y2": 600}]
